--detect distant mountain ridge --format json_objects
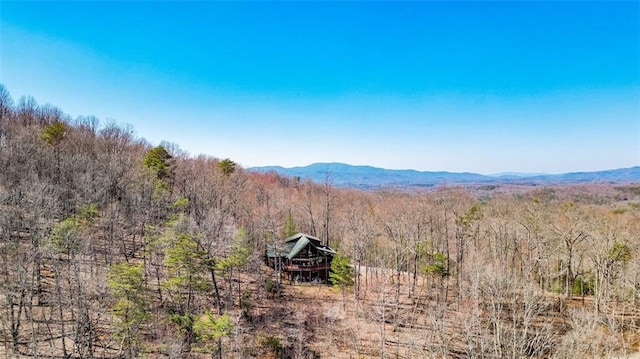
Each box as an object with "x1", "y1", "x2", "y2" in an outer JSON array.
[{"x1": 249, "y1": 163, "x2": 640, "y2": 189}]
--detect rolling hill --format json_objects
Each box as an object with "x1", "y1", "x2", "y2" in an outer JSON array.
[{"x1": 250, "y1": 163, "x2": 640, "y2": 189}]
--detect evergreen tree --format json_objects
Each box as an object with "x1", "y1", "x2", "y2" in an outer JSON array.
[
  {"x1": 330, "y1": 252, "x2": 355, "y2": 306},
  {"x1": 162, "y1": 220, "x2": 211, "y2": 353},
  {"x1": 143, "y1": 145, "x2": 172, "y2": 180},
  {"x1": 217, "y1": 158, "x2": 236, "y2": 177},
  {"x1": 193, "y1": 311, "x2": 233, "y2": 359},
  {"x1": 41, "y1": 121, "x2": 68, "y2": 146},
  {"x1": 107, "y1": 263, "x2": 148, "y2": 358},
  {"x1": 215, "y1": 228, "x2": 250, "y2": 308},
  {"x1": 282, "y1": 211, "x2": 297, "y2": 238}
]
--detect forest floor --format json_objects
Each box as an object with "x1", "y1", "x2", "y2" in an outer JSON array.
[
  {"x1": 2, "y1": 262, "x2": 639, "y2": 358},
  {"x1": 255, "y1": 266, "x2": 640, "y2": 359}
]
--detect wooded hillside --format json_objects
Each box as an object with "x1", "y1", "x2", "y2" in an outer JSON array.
[{"x1": 1, "y1": 84, "x2": 639, "y2": 358}]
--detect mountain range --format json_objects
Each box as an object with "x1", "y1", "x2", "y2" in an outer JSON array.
[{"x1": 249, "y1": 163, "x2": 640, "y2": 189}]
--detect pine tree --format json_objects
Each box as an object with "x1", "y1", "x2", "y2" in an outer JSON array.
[
  {"x1": 283, "y1": 211, "x2": 297, "y2": 238},
  {"x1": 330, "y1": 252, "x2": 355, "y2": 307},
  {"x1": 107, "y1": 263, "x2": 148, "y2": 358}
]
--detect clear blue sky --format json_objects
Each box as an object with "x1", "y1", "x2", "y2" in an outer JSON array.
[{"x1": 1, "y1": 1, "x2": 638, "y2": 174}]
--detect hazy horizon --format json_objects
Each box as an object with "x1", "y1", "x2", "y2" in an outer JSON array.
[
  {"x1": 2, "y1": 2, "x2": 638, "y2": 174},
  {"x1": 249, "y1": 161, "x2": 638, "y2": 177}
]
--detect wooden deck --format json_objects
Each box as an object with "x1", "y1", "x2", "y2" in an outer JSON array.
[{"x1": 284, "y1": 263, "x2": 331, "y2": 272}]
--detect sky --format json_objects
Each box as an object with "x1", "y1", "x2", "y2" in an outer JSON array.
[{"x1": 1, "y1": 1, "x2": 639, "y2": 174}]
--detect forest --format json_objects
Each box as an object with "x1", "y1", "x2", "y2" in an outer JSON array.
[{"x1": 0, "y1": 83, "x2": 639, "y2": 358}]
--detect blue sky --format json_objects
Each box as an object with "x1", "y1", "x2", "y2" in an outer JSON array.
[{"x1": 1, "y1": 1, "x2": 638, "y2": 174}]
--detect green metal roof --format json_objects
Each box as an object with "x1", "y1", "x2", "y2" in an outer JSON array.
[
  {"x1": 286, "y1": 235, "x2": 311, "y2": 260},
  {"x1": 317, "y1": 245, "x2": 337, "y2": 256},
  {"x1": 283, "y1": 232, "x2": 321, "y2": 244},
  {"x1": 266, "y1": 233, "x2": 336, "y2": 259},
  {"x1": 266, "y1": 241, "x2": 296, "y2": 258}
]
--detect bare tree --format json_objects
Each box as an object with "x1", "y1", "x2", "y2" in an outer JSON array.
[{"x1": 551, "y1": 202, "x2": 588, "y2": 299}]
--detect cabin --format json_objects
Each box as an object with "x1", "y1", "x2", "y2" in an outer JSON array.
[{"x1": 265, "y1": 233, "x2": 336, "y2": 283}]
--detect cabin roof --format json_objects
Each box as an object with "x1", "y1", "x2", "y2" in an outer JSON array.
[
  {"x1": 286, "y1": 235, "x2": 312, "y2": 259},
  {"x1": 265, "y1": 241, "x2": 296, "y2": 258},
  {"x1": 283, "y1": 232, "x2": 322, "y2": 244},
  {"x1": 266, "y1": 233, "x2": 336, "y2": 259}
]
